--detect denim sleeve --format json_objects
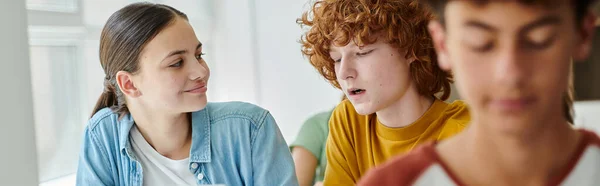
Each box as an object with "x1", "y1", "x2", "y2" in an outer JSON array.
[
  {"x1": 251, "y1": 112, "x2": 299, "y2": 186},
  {"x1": 76, "y1": 124, "x2": 114, "y2": 186}
]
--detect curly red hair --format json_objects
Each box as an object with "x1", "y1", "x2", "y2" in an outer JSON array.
[{"x1": 299, "y1": 0, "x2": 453, "y2": 100}]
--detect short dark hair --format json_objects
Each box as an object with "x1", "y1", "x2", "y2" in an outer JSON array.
[{"x1": 422, "y1": 0, "x2": 597, "y2": 26}]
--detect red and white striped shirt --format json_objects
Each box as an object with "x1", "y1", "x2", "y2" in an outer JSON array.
[{"x1": 358, "y1": 129, "x2": 600, "y2": 186}]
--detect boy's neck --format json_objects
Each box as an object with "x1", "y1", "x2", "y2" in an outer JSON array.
[{"x1": 376, "y1": 87, "x2": 435, "y2": 128}]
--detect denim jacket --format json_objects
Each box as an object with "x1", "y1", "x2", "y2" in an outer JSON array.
[{"x1": 76, "y1": 101, "x2": 298, "y2": 186}]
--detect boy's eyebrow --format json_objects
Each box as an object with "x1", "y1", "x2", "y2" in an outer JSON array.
[
  {"x1": 463, "y1": 15, "x2": 560, "y2": 35},
  {"x1": 464, "y1": 20, "x2": 498, "y2": 32}
]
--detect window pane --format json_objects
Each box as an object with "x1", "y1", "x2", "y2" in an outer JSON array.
[{"x1": 29, "y1": 46, "x2": 82, "y2": 182}]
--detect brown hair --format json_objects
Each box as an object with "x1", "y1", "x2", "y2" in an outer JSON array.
[
  {"x1": 421, "y1": 0, "x2": 598, "y2": 124},
  {"x1": 298, "y1": 0, "x2": 453, "y2": 100},
  {"x1": 91, "y1": 2, "x2": 188, "y2": 118}
]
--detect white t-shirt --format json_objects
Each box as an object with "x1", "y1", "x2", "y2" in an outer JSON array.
[{"x1": 130, "y1": 126, "x2": 198, "y2": 186}]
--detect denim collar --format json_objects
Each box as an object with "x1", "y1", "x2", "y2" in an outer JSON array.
[{"x1": 118, "y1": 107, "x2": 212, "y2": 163}]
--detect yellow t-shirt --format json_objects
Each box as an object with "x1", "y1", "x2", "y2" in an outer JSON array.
[{"x1": 323, "y1": 99, "x2": 470, "y2": 185}]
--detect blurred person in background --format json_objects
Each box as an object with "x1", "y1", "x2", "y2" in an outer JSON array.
[{"x1": 291, "y1": 94, "x2": 345, "y2": 186}]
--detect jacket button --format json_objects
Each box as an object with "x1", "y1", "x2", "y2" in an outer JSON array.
[{"x1": 197, "y1": 173, "x2": 204, "y2": 180}]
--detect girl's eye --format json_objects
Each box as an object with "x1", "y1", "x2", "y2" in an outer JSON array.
[{"x1": 170, "y1": 60, "x2": 183, "y2": 67}]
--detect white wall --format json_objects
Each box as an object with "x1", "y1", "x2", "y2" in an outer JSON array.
[
  {"x1": 0, "y1": 0, "x2": 39, "y2": 185},
  {"x1": 250, "y1": 0, "x2": 341, "y2": 141},
  {"x1": 210, "y1": 0, "x2": 260, "y2": 104}
]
